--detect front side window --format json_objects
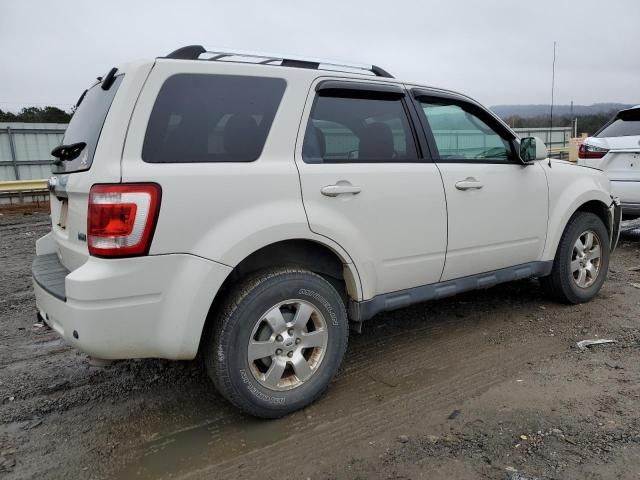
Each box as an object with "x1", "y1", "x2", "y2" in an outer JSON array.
[
  {"x1": 302, "y1": 91, "x2": 418, "y2": 163},
  {"x1": 419, "y1": 101, "x2": 513, "y2": 162},
  {"x1": 143, "y1": 74, "x2": 286, "y2": 163}
]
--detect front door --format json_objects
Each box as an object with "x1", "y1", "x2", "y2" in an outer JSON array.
[
  {"x1": 295, "y1": 80, "x2": 448, "y2": 298},
  {"x1": 413, "y1": 94, "x2": 549, "y2": 281}
]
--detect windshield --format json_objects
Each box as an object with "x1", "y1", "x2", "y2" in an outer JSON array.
[{"x1": 52, "y1": 75, "x2": 123, "y2": 174}]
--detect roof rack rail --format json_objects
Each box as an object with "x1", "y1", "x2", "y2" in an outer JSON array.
[{"x1": 163, "y1": 45, "x2": 394, "y2": 78}]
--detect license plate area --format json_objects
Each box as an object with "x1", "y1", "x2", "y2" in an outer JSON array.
[{"x1": 57, "y1": 199, "x2": 68, "y2": 229}]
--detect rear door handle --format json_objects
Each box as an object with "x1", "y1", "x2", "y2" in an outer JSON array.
[
  {"x1": 320, "y1": 184, "x2": 362, "y2": 197},
  {"x1": 455, "y1": 178, "x2": 484, "y2": 191}
]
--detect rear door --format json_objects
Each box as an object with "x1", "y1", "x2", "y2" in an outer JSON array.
[
  {"x1": 411, "y1": 91, "x2": 548, "y2": 281},
  {"x1": 295, "y1": 79, "x2": 448, "y2": 298}
]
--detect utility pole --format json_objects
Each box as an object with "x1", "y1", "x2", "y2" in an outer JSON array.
[
  {"x1": 570, "y1": 100, "x2": 576, "y2": 137},
  {"x1": 548, "y1": 41, "x2": 557, "y2": 166},
  {"x1": 570, "y1": 100, "x2": 573, "y2": 122}
]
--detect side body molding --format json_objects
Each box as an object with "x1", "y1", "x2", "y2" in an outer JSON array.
[{"x1": 349, "y1": 261, "x2": 553, "y2": 322}]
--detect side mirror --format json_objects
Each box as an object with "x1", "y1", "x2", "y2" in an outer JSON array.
[{"x1": 519, "y1": 136, "x2": 548, "y2": 163}]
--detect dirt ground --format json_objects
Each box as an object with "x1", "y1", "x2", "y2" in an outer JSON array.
[{"x1": 1, "y1": 209, "x2": 639, "y2": 480}]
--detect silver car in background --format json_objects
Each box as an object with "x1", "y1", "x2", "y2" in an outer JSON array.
[{"x1": 578, "y1": 106, "x2": 640, "y2": 218}]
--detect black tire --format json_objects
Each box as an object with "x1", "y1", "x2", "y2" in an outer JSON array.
[
  {"x1": 204, "y1": 268, "x2": 349, "y2": 418},
  {"x1": 541, "y1": 212, "x2": 610, "y2": 304}
]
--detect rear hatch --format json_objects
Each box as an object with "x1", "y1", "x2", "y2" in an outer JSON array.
[
  {"x1": 48, "y1": 62, "x2": 153, "y2": 271},
  {"x1": 581, "y1": 107, "x2": 640, "y2": 178}
]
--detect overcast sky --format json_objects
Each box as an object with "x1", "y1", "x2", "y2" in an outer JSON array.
[{"x1": 1, "y1": 0, "x2": 638, "y2": 111}]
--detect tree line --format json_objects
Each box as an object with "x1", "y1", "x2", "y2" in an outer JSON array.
[{"x1": 0, "y1": 106, "x2": 72, "y2": 123}]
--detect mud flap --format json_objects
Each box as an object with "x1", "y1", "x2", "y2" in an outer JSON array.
[
  {"x1": 349, "y1": 321, "x2": 363, "y2": 333},
  {"x1": 610, "y1": 197, "x2": 622, "y2": 251},
  {"x1": 347, "y1": 301, "x2": 364, "y2": 333}
]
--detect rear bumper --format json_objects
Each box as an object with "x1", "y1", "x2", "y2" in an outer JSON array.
[
  {"x1": 620, "y1": 202, "x2": 640, "y2": 216},
  {"x1": 33, "y1": 248, "x2": 231, "y2": 360},
  {"x1": 611, "y1": 180, "x2": 640, "y2": 205}
]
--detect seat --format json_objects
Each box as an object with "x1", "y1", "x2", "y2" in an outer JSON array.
[
  {"x1": 224, "y1": 114, "x2": 263, "y2": 161},
  {"x1": 302, "y1": 126, "x2": 326, "y2": 162},
  {"x1": 358, "y1": 122, "x2": 394, "y2": 160},
  {"x1": 159, "y1": 115, "x2": 209, "y2": 162}
]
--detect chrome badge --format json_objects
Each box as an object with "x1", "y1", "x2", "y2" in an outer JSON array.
[{"x1": 79, "y1": 149, "x2": 89, "y2": 168}]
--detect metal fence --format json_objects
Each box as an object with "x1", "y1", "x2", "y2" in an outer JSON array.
[
  {"x1": 0, "y1": 123, "x2": 66, "y2": 204},
  {"x1": 513, "y1": 127, "x2": 572, "y2": 158},
  {"x1": 0, "y1": 123, "x2": 66, "y2": 182}
]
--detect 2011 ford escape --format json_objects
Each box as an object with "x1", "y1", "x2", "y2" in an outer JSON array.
[{"x1": 33, "y1": 46, "x2": 621, "y2": 418}]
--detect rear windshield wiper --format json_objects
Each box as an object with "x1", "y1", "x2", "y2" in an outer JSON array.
[
  {"x1": 51, "y1": 142, "x2": 87, "y2": 164},
  {"x1": 75, "y1": 89, "x2": 88, "y2": 108}
]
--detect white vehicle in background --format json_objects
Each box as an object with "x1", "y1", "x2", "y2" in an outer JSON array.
[
  {"x1": 578, "y1": 106, "x2": 640, "y2": 218},
  {"x1": 32, "y1": 46, "x2": 621, "y2": 418}
]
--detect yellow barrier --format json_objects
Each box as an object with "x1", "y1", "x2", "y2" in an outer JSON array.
[
  {"x1": 0, "y1": 179, "x2": 48, "y2": 193},
  {"x1": 548, "y1": 147, "x2": 570, "y2": 154}
]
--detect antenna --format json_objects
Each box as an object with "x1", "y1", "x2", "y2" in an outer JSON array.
[{"x1": 548, "y1": 41, "x2": 556, "y2": 167}]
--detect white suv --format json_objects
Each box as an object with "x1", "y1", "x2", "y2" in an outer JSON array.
[
  {"x1": 33, "y1": 46, "x2": 621, "y2": 418},
  {"x1": 578, "y1": 106, "x2": 640, "y2": 218}
]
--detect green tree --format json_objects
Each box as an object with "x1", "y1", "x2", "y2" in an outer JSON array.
[{"x1": 0, "y1": 106, "x2": 72, "y2": 123}]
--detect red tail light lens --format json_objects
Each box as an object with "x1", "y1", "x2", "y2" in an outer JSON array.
[
  {"x1": 88, "y1": 183, "x2": 161, "y2": 257},
  {"x1": 578, "y1": 143, "x2": 609, "y2": 159}
]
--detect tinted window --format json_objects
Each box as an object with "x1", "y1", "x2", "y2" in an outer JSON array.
[
  {"x1": 52, "y1": 75, "x2": 123, "y2": 174},
  {"x1": 302, "y1": 93, "x2": 418, "y2": 163},
  {"x1": 419, "y1": 101, "x2": 512, "y2": 162},
  {"x1": 143, "y1": 74, "x2": 286, "y2": 163},
  {"x1": 596, "y1": 115, "x2": 640, "y2": 138}
]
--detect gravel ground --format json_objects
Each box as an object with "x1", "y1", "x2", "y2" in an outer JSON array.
[{"x1": 1, "y1": 209, "x2": 639, "y2": 480}]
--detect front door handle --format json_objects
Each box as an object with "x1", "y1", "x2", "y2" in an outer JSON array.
[
  {"x1": 455, "y1": 178, "x2": 484, "y2": 191},
  {"x1": 321, "y1": 183, "x2": 362, "y2": 197}
]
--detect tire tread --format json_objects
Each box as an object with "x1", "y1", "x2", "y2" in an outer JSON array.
[
  {"x1": 541, "y1": 212, "x2": 609, "y2": 304},
  {"x1": 204, "y1": 267, "x2": 348, "y2": 418}
]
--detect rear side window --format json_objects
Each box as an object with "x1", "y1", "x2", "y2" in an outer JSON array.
[
  {"x1": 595, "y1": 109, "x2": 640, "y2": 138},
  {"x1": 52, "y1": 75, "x2": 123, "y2": 174},
  {"x1": 302, "y1": 92, "x2": 418, "y2": 163},
  {"x1": 142, "y1": 74, "x2": 286, "y2": 163}
]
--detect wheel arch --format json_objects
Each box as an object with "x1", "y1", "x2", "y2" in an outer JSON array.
[
  {"x1": 197, "y1": 238, "x2": 362, "y2": 353},
  {"x1": 224, "y1": 238, "x2": 360, "y2": 296},
  {"x1": 543, "y1": 195, "x2": 613, "y2": 262},
  {"x1": 575, "y1": 200, "x2": 612, "y2": 236}
]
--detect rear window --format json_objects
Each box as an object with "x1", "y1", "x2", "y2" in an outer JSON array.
[
  {"x1": 52, "y1": 75, "x2": 123, "y2": 174},
  {"x1": 142, "y1": 74, "x2": 286, "y2": 163},
  {"x1": 595, "y1": 109, "x2": 640, "y2": 138}
]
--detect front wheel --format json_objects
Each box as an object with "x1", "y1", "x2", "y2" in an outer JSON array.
[
  {"x1": 204, "y1": 268, "x2": 349, "y2": 418},
  {"x1": 541, "y1": 212, "x2": 610, "y2": 304}
]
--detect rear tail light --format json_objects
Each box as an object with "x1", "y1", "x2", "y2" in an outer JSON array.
[
  {"x1": 578, "y1": 143, "x2": 609, "y2": 159},
  {"x1": 88, "y1": 183, "x2": 161, "y2": 257}
]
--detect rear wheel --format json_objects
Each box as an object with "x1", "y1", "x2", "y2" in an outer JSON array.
[
  {"x1": 204, "y1": 268, "x2": 348, "y2": 418},
  {"x1": 541, "y1": 212, "x2": 610, "y2": 304}
]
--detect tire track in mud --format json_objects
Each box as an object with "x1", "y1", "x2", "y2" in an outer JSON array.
[
  {"x1": 205, "y1": 345, "x2": 557, "y2": 480},
  {"x1": 115, "y1": 311, "x2": 561, "y2": 480}
]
